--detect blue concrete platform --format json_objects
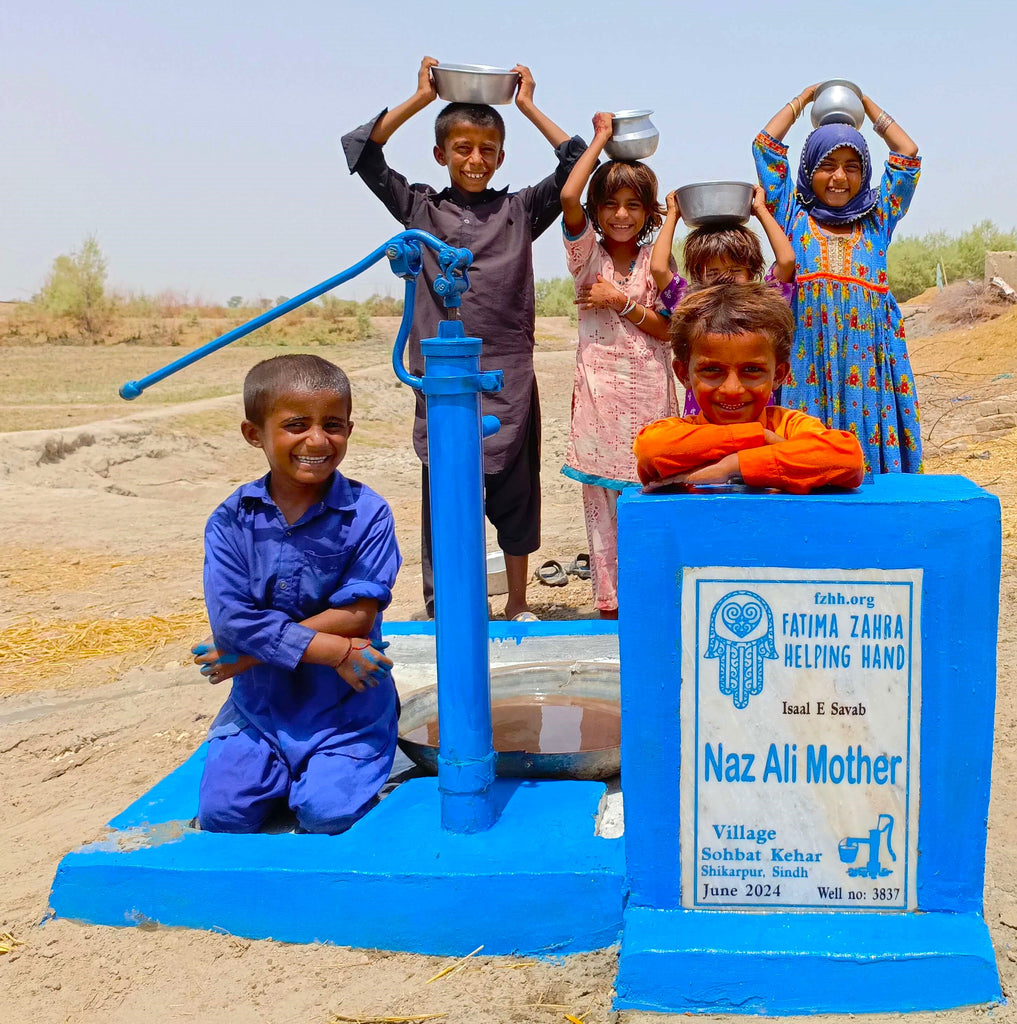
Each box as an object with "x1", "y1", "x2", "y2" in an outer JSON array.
[
  {"x1": 615, "y1": 907, "x2": 1002, "y2": 1014},
  {"x1": 50, "y1": 746, "x2": 625, "y2": 955}
]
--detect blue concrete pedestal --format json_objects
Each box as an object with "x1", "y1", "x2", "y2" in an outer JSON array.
[
  {"x1": 615, "y1": 474, "x2": 1003, "y2": 1014},
  {"x1": 616, "y1": 908, "x2": 1000, "y2": 1014},
  {"x1": 50, "y1": 744, "x2": 624, "y2": 955}
]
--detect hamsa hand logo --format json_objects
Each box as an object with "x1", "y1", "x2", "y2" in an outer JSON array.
[{"x1": 706, "y1": 590, "x2": 778, "y2": 709}]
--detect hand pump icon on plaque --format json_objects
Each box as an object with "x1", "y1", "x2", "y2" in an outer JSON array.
[
  {"x1": 839, "y1": 813, "x2": 897, "y2": 879},
  {"x1": 705, "y1": 591, "x2": 778, "y2": 709}
]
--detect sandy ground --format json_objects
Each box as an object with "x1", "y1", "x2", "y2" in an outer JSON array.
[{"x1": 2, "y1": 305, "x2": 1017, "y2": 1022}]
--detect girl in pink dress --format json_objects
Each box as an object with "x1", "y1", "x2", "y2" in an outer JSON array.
[{"x1": 561, "y1": 112, "x2": 676, "y2": 619}]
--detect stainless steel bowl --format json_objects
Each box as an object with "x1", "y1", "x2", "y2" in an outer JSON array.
[
  {"x1": 397, "y1": 661, "x2": 621, "y2": 780},
  {"x1": 811, "y1": 79, "x2": 865, "y2": 129},
  {"x1": 431, "y1": 63, "x2": 519, "y2": 105},
  {"x1": 605, "y1": 109, "x2": 658, "y2": 160},
  {"x1": 675, "y1": 181, "x2": 754, "y2": 228}
]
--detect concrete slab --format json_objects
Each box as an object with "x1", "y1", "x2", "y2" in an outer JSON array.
[
  {"x1": 49, "y1": 621, "x2": 625, "y2": 956},
  {"x1": 51, "y1": 754, "x2": 624, "y2": 955}
]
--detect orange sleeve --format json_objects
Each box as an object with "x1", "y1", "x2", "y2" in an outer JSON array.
[
  {"x1": 634, "y1": 417, "x2": 767, "y2": 484},
  {"x1": 736, "y1": 409, "x2": 864, "y2": 493}
]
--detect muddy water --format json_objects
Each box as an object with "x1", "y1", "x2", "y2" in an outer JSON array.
[{"x1": 401, "y1": 695, "x2": 620, "y2": 754}]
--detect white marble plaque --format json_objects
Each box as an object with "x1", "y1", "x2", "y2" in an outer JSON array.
[{"x1": 679, "y1": 567, "x2": 921, "y2": 911}]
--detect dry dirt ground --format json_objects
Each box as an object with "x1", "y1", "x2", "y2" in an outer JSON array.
[{"x1": 2, "y1": 303, "x2": 1017, "y2": 1023}]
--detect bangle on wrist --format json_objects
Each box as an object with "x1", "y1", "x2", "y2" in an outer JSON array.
[
  {"x1": 619, "y1": 297, "x2": 636, "y2": 317},
  {"x1": 634, "y1": 304, "x2": 648, "y2": 326}
]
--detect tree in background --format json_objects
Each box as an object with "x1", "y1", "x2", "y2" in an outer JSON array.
[
  {"x1": 37, "y1": 234, "x2": 111, "y2": 340},
  {"x1": 534, "y1": 277, "x2": 578, "y2": 324},
  {"x1": 888, "y1": 220, "x2": 1017, "y2": 301},
  {"x1": 529, "y1": 222, "x2": 1017, "y2": 310}
]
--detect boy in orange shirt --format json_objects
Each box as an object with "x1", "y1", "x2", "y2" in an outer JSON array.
[{"x1": 634, "y1": 283, "x2": 864, "y2": 494}]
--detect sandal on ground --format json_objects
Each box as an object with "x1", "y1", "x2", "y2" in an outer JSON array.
[
  {"x1": 512, "y1": 611, "x2": 540, "y2": 621},
  {"x1": 567, "y1": 553, "x2": 592, "y2": 580},
  {"x1": 535, "y1": 559, "x2": 569, "y2": 587}
]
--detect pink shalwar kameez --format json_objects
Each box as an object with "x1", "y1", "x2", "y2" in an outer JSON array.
[{"x1": 562, "y1": 219, "x2": 678, "y2": 610}]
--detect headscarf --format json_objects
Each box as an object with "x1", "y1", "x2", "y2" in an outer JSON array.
[{"x1": 796, "y1": 124, "x2": 878, "y2": 226}]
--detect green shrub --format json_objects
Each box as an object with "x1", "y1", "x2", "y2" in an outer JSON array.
[
  {"x1": 888, "y1": 221, "x2": 1017, "y2": 301},
  {"x1": 36, "y1": 234, "x2": 111, "y2": 340},
  {"x1": 535, "y1": 277, "x2": 577, "y2": 323}
]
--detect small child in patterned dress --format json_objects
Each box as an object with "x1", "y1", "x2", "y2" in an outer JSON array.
[{"x1": 650, "y1": 186, "x2": 796, "y2": 415}]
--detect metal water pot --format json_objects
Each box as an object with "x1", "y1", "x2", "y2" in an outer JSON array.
[
  {"x1": 605, "y1": 109, "x2": 659, "y2": 160},
  {"x1": 811, "y1": 80, "x2": 865, "y2": 129}
]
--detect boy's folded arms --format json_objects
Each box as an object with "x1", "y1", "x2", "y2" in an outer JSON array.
[{"x1": 635, "y1": 411, "x2": 864, "y2": 494}]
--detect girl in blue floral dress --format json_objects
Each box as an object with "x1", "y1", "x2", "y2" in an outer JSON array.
[{"x1": 753, "y1": 84, "x2": 922, "y2": 473}]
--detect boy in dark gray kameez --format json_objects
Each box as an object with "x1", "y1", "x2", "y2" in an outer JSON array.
[{"x1": 342, "y1": 57, "x2": 586, "y2": 620}]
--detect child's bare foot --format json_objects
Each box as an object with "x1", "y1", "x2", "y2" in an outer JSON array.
[{"x1": 504, "y1": 601, "x2": 536, "y2": 621}]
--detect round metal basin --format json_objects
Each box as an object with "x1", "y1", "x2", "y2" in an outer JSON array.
[
  {"x1": 675, "y1": 181, "x2": 754, "y2": 228},
  {"x1": 397, "y1": 661, "x2": 620, "y2": 780},
  {"x1": 431, "y1": 63, "x2": 520, "y2": 105}
]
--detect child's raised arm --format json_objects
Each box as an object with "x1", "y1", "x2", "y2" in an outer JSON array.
[
  {"x1": 751, "y1": 185, "x2": 796, "y2": 283},
  {"x1": 513, "y1": 64, "x2": 570, "y2": 148},
  {"x1": 369, "y1": 56, "x2": 439, "y2": 145},
  {"x1": 651, "y1": 189, "x2": 682, "y2": 293},
  {"x1": 561, "y1": 112, "x2": 612, "y2": 236},
  {"x1": 862, "y1": 93, "x2": 918, "y2": 158},
  {"x1": 761, "y1": 84, "x2": 819, "y2": 141}
]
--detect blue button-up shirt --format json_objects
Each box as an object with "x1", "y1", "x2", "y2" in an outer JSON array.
[{"x1": 203, "y1": 471, "x2": 401, "y2": 767}]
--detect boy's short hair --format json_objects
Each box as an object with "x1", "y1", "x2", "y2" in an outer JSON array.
[
  {"x1": 434, "y1": 103, "x2": 506, "y2": 147},
  {"x1": 584, "y1": 161, "x2": 664, "y2": 244},
  {"x1": 683, "y1": 225, "x2": 766, "y2": 284},
  {"x1": 669, "y1": 283, "x2": 794, "y2": 366},
  {"x1": 243, "y1": 354, "x2": 352, "y2": 424}
]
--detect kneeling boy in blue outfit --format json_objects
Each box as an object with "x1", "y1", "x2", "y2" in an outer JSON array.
[{"x1": 193, "y1": 354, "x2": 401, "y2": 834}]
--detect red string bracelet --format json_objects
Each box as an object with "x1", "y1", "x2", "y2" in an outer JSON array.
[{"x1": 337, "y1": 639, "x2": 372, "y2": 666}]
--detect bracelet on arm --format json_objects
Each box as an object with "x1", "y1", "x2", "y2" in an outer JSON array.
[
  {"x1": 619, "y1": 297, "x2": 636, "y2": 317},
  {"x1": 337, "y1": 637, "x2": 354, "y2": 666},
  {"x1": 634, "y1": 304, "x2": 648, "y2": 326},
  {"x1": 873, "y1": 111, "x2": 895, "y2": 135},
  {"x1": 788, "y1": 97, "x2": 802, "y2": 120}
]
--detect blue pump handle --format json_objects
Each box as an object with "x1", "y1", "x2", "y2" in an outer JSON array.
[{"x1": 119, "y1": 230, "x2": 472, "y2": 400}]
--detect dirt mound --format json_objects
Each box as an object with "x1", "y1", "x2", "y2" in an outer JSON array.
[{"x1": 903, "y1": 281, "x2": 1014, "y2": 340}]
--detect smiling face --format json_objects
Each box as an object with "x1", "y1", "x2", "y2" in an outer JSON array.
[
  {"x1": 433, "y1": 122, "x2": 505, "y2": 193},
  {"x1": 676, "y1": 330, "x2": 789, "y2": 425},
  {"x1": 700, "y1": 256, "x2": 753, "y2": 286},
  {"x1": 596, "y1": 186, "x2": 648, "y2": 246},
  {"x1": 810, "y1": 146, "x2": 863, "y2": 207},
  {"x1": 242, "y1": 388, "x2": 353, "y2": 499}
]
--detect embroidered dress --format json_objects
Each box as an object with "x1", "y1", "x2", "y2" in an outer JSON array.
[
  {"x1": 562, "y1": 219, "x2": 678, "y2": 486},
  {"x1": 753, "y1": 131, "x2": 922, "y2": 473},
  {"x1": 562, "y1": 218, "x2": 678, "y2": 609}
]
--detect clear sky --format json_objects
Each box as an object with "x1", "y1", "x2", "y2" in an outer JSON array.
[{"x1": 4, "y1": 0, "x2": 1015, "y2": 303}]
